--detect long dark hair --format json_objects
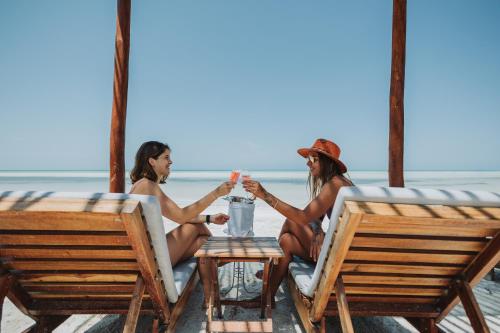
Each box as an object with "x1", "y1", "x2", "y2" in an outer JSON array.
[
  {"x1": 307, "y1": 152, "x2": 350, "y2": 199},
  {"x1": 130, "y1": 141, "x2": 170, "y2": 184}
]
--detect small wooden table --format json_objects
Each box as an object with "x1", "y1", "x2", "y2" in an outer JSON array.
[{"x1": 195, "y1": 237, "x2": 284, "y2": 333}]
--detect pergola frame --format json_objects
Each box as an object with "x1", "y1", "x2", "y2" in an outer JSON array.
[{"x1": 108, "y1": 0, "x2": 406, "y2": 191}]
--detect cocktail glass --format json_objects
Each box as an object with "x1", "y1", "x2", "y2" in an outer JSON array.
[{"x1": 229, "y1": 170, "x2": 240, "y2": 183}]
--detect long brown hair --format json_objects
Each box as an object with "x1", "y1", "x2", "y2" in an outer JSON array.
[
  {"x1": 130, "y1": 141, "x2": 170, "y2": 184},
  {"x1": 307, "y1": 152, "x2": 351, "y2": 199}
]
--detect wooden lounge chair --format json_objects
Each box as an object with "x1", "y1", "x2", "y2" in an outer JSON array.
[
  {"x1": 288, "y1": 186, "x2": 500, "y2": 333},
  {"x1": 0, "y1": 191, "x2": 198, "y2": 333}
]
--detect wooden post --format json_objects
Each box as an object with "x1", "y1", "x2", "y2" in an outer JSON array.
[
  {"x1": 110, "y1": 0, "x2": 131, "y2": 193},
  {"x1": 388, "y1": 0, "x2": 406, "y2": 187}
]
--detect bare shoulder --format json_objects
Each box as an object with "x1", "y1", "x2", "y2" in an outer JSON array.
[
  {"x1": 325, "y1": 175, "x2": 352, "y2": 191},
  {"x1": 130, "y1": 178, "x2": 160, "y2": 196}
]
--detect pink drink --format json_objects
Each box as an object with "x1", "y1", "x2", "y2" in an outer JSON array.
[
  {"x1": 229, "y1": 170, "x2": 240, "y2": 183},
  {"x1": 241, "y1": 170, "x2": 251, "y2": 182}
]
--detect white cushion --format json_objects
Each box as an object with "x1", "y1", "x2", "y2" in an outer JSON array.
[
  {"x1": 173, "y1": 257, "x2": 198, "y2": 296},
  {"x1": 300, "y1": 186, "x2": 500, "y2": 298},
  {"x1": 289, "y1": 256, "x2": 315, "y2": 296},
  {"x1": 0, "y1": 191, "x2": 186, "y2": 303}
]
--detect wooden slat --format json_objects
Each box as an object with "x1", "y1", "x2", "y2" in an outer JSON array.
[
  {"x1": 344, "y1": 286, "x2": 443, "y2": 296},
  {"x1": 195, "y1": 237, "x2": 284, "y2": 259},
  {"x1": 358, "y1": 217, "x2": 498, "y2": 237},
  {"x1": 0, "y1": 248, "x2": 136, "y2": 259},
  {"x1": 18, "y1": 273, "x2": 137, "y2": 283},
  {"x1": 3, "y1": 260, "x2": 138, "y2": 271},
  {"x1": 0, "y1": 234, "x2": 130, "y2": 246},
  {"x1": 341, "y1": 263, "x2": 463, "y2": 276},
  {"x1": 346, "y1": 201, "x2": 500, "y2": 220},
  {"x1": 357, "y1": 219, "x2": 498, "y2": 237},
  {"x1": 310, "y1": 208, "x2": 363, "y2": 322},
  {"x1": 0, "y1": 211, "x2": 124, "y2": 231},
  {"x1": 335, "y1": 295, "x2": 438, "y2": 304},
  {"x1": 342, "y1": 275, "x2": 451, "y2": 286},
  {"x1": 0, "y1": 197, "x2": 139, "y2": 214},
  {"x1": 23, "y1": 283, "x2": 136, "y2": 293},
  {"x1": 29, "y1": 300, "x2": 155, "y2": 316},
  {"x1": 325, "y1": 301, "x2": 440, "y2": 318},
  {"x1": 208, "y1": 319, "x2": 273, "y2": 332},
  {"x1": 351, "y1": 236, "x2": 486, "y2": 252},
  {"x1": 346, "y1": 250, "x2": 474, "y2": 265},
  {"x1": 29, "y1": 293, "x2": 151, "y2": 299}
]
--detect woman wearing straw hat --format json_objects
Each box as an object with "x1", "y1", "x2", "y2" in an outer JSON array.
[{"x1": 243, "y1": 138, "x2": 353, "y2": 300}]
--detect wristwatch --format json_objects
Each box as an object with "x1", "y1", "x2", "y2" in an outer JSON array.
[{"x1": 205, "y1": 215, "x2": 211, "y2": 225}]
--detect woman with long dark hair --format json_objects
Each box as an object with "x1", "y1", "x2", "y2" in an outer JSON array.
[
  {"x1": 129, "y1": 141, "x2": 234, "y2": 293},
  {"x1": 243, "y1": 138, "x2": 353, "y2": 300}
]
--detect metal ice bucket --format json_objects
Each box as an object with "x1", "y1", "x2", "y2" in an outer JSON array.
[{"x1": 223, "y1": 196, "x2": 255, "y2": 237}]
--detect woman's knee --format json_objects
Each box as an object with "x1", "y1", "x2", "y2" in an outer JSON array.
[
  {"x1": 279, "y1": 219, "x2": 292, "y2": 234},
  {"x1": 279, "y1": 233, "x2": 295, "y2": 253},
  {"x1": 195, "y1": 223, "x2": 212, "y2": 236}
]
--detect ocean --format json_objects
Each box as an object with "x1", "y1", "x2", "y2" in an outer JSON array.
[{"x1": 1, "y1": 170, "x2": 500, "y2": 236}]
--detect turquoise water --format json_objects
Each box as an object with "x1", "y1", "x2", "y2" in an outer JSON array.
[{"x1": 1, "y1": 169, "x2": 500, "y2": 237}]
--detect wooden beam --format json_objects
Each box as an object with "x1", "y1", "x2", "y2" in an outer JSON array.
[
  {"x1": 437, "y1": 233, "x2": 500, "y2": 321},
  {"x1": 0, "y1": 274, "x2": 15, "y2": 324},
  {"x1": 121, "y1": 207, "x2": 170, "y2": 322},
  {"x1": 4, "y1": 275, "x2": 36, "y2": 320},
  {"x1": 110, "y1": 0, "x2": 131, "y2": 193},
  {"x1": 287, "y1": 274, "x2": 320, "y2": 333},
  {"x1": 123, "y1": 275, "x2": 145, "y2": 333},
  {"x1": 310, "y1": 209, "x2": 363, "y2": 322},
  {"x1": 335, "y1": 276, "x2": 354, "y2": 333},
  {"x1": 388, "y1": 0, "x2": 406, "y2": 187},
  {"x1": 454, "y1": 280, "x2": 490, "y2": 333}
]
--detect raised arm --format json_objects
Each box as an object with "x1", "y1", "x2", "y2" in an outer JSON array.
[
  {"x1": 134, "y1": 180, "x2": 234, "y2": 224},
  {"x1": 243, "y1": 178, "x2": 344, "y2": 226}
]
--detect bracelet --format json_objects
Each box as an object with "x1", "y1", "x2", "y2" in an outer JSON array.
[
  {"x1": 205, "y1": 215, "x2": 211, "y2": 225},
  {"x1": 273, "y1": 198, "x2": 279, "y2": 209}
]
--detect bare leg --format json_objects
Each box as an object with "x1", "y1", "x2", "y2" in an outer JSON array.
[
  {"x1": 166, "y1": 223, "x2": 212, "y2": 306},
  {"x1": 279, "y1": 218, "x2": 314, "y2": 252},
  {"x1": 269, "y1": 232, "x2": 309, "y2": 298},
  {"x1": 167, "y1": 223, "x2": 211, "y2": 266}
]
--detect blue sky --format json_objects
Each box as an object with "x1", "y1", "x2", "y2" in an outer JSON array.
[{"x1": 1, "y1": 1, "x2": 499, "y2": 171}]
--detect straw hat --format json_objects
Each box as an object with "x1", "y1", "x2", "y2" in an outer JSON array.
[{"x1": 297, "y1": 138, "x2": 347, "y2": 173}]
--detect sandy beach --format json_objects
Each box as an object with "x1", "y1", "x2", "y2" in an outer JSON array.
[{"x1": 1, "y1": 171, "x2": 500, "y2": 332}]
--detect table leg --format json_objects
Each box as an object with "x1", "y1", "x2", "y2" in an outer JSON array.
[
  {"x1": 260, "y1": 259, "x2": 272, "y2": 319},
  {"x1": 211, "y1": 258, "x2": 223, "y2": 319}
]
